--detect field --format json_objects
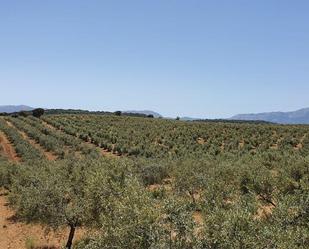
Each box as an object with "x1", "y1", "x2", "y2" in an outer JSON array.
[{"x1": 0, "y1": 114, "x2": 308, "y2": 249}]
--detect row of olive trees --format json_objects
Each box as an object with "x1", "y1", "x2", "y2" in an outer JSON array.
[
  {"x1": 42, "y1": 114, "x2": 309, "y2": 159},
  {"x1": 0, "y1": 118, "x2": 44, "y2": 161},
  {"x1": 8, "y1": 116, "x2": 101, "y2": 159},
  {"x1": 1, "y1": 157, "x2": 198, "y2": 249}
]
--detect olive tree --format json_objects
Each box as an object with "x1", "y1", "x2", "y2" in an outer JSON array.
[
  {"x1": 9, "y1": 160, "x2": 90, "y2": 249},
  {"x1": 32, "y1": 108, "x2": 45, "y2": 118},
  {"x1": 172, "y1": 160, "x2": 207, "y2": 206},
  {"x1": 76, "y1": 161, "x2": 163, "y2": 249}
]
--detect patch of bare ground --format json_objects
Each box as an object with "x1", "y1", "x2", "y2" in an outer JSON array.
[
  {"x1": 6, "y1": 121, "x2": 57, "y2": 161},
  {"x1": 220, "y1": 142, "x2": 225, "y2": 151},
  {"x1": 0, "y1": 131, "x2": 20, "y2": 162},
  {"x1": 238, "y1": 140, "x2": 245, "y2": 149},
  {"x1": 153, "y1": 139, "x2": 169, "y2": 149},
  {"x1": 196, "y1": 137, "x2": 206, "y2": 145},
  {"x1": 41, "y1": 120, "x2": 118, "y2": 158},
  {"x1": 192, "y1": 211, "x2": 204, "y2": 237},
  {"x1": 253, "y1": 195, "x2": 276, "y2": 220},
  {"x1": 0, "y1": 190, "x2": 85, "y2": 249},
  {"x1": 270, "y1": 137, "x2": 284, "y2": 150},
  {"x1": 294, "y1": 134, "x2": 307, "y2": 150},
  {"x1": 192, "y1": 211, "x2": 203, "y2": 225},
  {"x1": 253, "y1": 204, "x2": 274, "y2": 220},
  {"x1": 82, "y1": 140, "x2": 119, "y2": 158},
  {"x1": 147, "y1": 178, "x2": 173, "y2": 192}
]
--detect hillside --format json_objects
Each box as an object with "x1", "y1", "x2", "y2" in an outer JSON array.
[
  {"x1": 0, "y1": 105, "x2": 34, "y2": 113},
  {"x1": 231, "y1": 107, "x2": 309, "y2": 124}
]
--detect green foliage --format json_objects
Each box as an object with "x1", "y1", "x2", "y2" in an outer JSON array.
[
  {"x1": 0, "y1": 118, "x2": 44, "y2": 161},
  {"x1": 32, "y1": 108, "x2": 45, "y2": 118},
  {"x1": 140, "y1": 163, "x2": 169, "y2": 186},
  {"x1": 1, "y1": 114, "x2": 309, "y2": 248},
  {"x1": 42, "y1": 114, "x2": 309, "y2": 159},
  {"x1": 114, "y1": 111, "x2": 122, "y2": 116},
  {"x1": 0, "y1": 160, "x2": 18, "y2": 189}
]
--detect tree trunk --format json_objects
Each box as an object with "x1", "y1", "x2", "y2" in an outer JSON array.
[
  {"x1": 66, "y1": 224, "x2": 76, "y2": 249},
  {"x1": 189, "y1": 190, "x2": 195, "y2": 205}
]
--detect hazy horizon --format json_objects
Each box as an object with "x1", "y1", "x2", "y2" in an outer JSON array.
[{"x1": 1, "y1": 1, "x2": 309, "y2": 118}]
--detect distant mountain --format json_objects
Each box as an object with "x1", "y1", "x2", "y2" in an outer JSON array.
[
  {"x1": 123, "y1": 110, "x2": 162, "y2": 118},
  {"x1": 231, "y1": 108, "x2": 309, "y2": 124},
  {"x1": 0, "y1": 105, "x2": 34, "y2": 113}
]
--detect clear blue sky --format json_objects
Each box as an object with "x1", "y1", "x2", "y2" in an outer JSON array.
[{"x1": 1, "y1": 1, "x2": 308, "y2": 118}]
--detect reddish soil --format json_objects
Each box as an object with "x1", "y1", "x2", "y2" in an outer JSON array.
[
  {"x1": 253, "y1": 195, "x2": 275, "y2": 220},
  {"x1": 147, "y1": 178, "x2": 173, "y2": 192},
  {"x1": 89, "y1": 142, "x2": 119, "y2": 158},
  {"x1": 0, "y1": 190, "x2": 85, "y2": 249},
  {"x1": 238, "y1": 140, "x2": 245, "y2": 148},
  {"x1": 253, "y1": 204, "x2": 274, "y2": 220},
  {"x1": 21, "y1": 132, "x2": 56, "y2": 160},
  {"x1": 196, "y1": 137, "x2": 206, "y2": 145},
  {"x1": 19, "y1": 130, "x2": 57, "y2": 161},
  {"x1": 295, "y1": 134, "x2": 307, "y2": 150},
  {"x1": 0, "y1": 132, "x2": 20, "y2": 162},
  {"x1": 192, "y1": 211, "x2": 203, "y2": 225},
  {"x1": 6, "y1": 121, "x2": 57, "y2": 161}
]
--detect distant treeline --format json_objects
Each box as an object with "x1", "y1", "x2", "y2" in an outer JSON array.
[
  {"x1": 0, "y1": 109, "x2": 155, "y2": 118},
  {"x1": 192, "y1": 118, "x2": 273, "y2": 124},
  {"x1": 46, "y1": 109, "x2": 155, "y2": 118},
  {"x1": 0, "y1": 109, "x2": 273, "y2": 124}
]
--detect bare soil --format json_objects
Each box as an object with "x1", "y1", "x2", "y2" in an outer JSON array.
[
  {"x1": 0, "y1": 132, "x2": 20, "y2": 162},
  {"x1": 253, "y1": 204, "x2": 274, "y2": 220},
  {"x1": 19, "y1": 130, "x2": 57, "y2": 161},
  {"x1": 196, "y1": 137, "x2": 206, "y2": 145},
  {"x1": 295, "y1": 134, "x2": 307, "y2": 150},
  {"x1": 0, "y1": 190, "x2": 85, "y2": 249},
  {"x1": 192, "y1": 211, "x2": 203, "y2": 225}
]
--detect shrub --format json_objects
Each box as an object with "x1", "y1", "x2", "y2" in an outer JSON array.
[
  {"x1": 140, "y1": 164, "x2": 169, "y2": 186},
  {"x1": 32, "y1": 108, "x2": 45, "y2": 118}
]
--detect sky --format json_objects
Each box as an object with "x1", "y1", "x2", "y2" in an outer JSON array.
[{"x1": 0, "y1": 0, "x2": 309, "y2": 118}]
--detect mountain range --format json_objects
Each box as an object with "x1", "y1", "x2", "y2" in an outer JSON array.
[
  {"x1": 231, "y1": 108, "x2": 309, "y2": 124},
  {"x1": 0, "y1": 105, "x2": 34, "y2": 113},
  {"x1": 1, "y1": 105, "x2": 309, "y2": 124}
]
